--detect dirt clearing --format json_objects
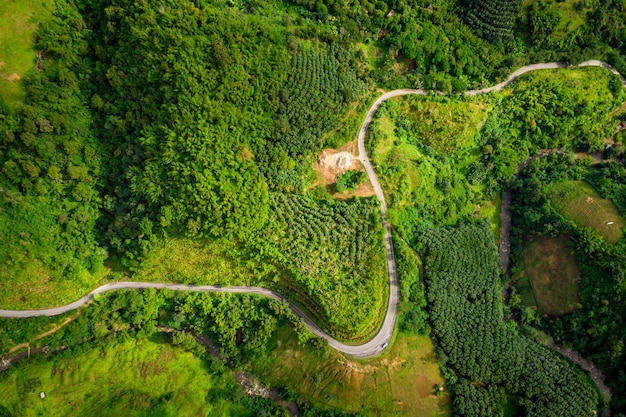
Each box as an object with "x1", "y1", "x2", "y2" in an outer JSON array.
[{"x1": 311, "y1": 140, "x2": 375, "y2": 198}]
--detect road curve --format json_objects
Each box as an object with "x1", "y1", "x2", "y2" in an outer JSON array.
[{"x1": 1, "y1": 60, "x2": 624, "y2": 358}]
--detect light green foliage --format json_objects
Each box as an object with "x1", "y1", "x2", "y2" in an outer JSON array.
[
  {"x1": 252, "y1": 325, "x2": 451, "y2": 416},
  {"x1": 368, "y1": 98, "x2": 483, "y2": 237},
  {"x1": 394, "y1": 235, "x2": 429, "y2": 335},
  {"x1": 0, "y1": 4, "x2": 106, "y2": 308},
  {"x1": 0, "y1": 335, "x2": 279, "y2": 417},
  {"x1": 94, "y1": 1, "x2": 291, "y2": 249},
  {"x1": 473, "y1": 67, "x2": 623, "y2": 189},
  {"x1": 0, "y1": 0, "x2": 52, "y2": 108}
]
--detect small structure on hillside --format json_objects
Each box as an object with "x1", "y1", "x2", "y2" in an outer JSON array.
[{"x1": 39, "y1": 392, "x2": 46, "y2": 399}]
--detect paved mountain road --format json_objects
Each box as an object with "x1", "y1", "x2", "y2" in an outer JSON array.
[{"x1": 1, "y1": 60, "x2": 623, "y2": 358}]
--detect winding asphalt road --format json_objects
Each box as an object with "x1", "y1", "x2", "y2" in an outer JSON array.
[{"x1": 1, "y1": 60, "x2": 624, "y2": 358}]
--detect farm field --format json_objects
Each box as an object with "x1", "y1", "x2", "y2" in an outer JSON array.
[
  {"x1": 0, "y1": 0, "x2": 52, "y2": 109},
  {"x1": 252, "y1": 326, "x2": 451, "y2": 417},
  {"x1": 521, "y1": 235, "x2": 581, "y2": 317},
  {"x1": 0, "y1": 335, "x2": 255, "y2": 417},
  {"x1": 547, "y1": 181, "x2": 625, "y2": 243}
]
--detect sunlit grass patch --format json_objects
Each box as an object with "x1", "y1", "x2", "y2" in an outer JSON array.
[
  {"x1": 0, "y1": 335, "x2": 249, "y2": 417},
  {"x1": 0, "y1": 0, "x2": 53, "y2": 108},
  {"x1": 252, "y1": 326, "x2": 451, "y2": 416},
  {"x1": 547, "y1": 181, "x2": 625, "y2": 243}
]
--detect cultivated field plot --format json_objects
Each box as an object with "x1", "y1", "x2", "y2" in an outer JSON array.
[
  {"x1": 547, "y1": 181, "x2": 625, "y2": 243},
  {"x1": 522, "y1": 236, "x2": 581, "y2": 317},
  {"x1": 253, "y1": 328, "x2": 451, "y2": 417}
]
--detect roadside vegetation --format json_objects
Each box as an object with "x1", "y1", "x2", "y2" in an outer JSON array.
[{"x1": 547, "y1": 180, "x2": 625, "y2": 243}]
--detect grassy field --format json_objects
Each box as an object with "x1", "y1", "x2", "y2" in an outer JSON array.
[
  {"x1": 252, "y1": 326, "x2": 451, "y2": 416},
  {"x1": 0, "y1": 335, "x2": 253, "y2": 417},
  {"x1": 547, "y1": 181, "x2": 625, "y2": 243},
  {"x1": 135, "y1": 237, "x2": 272, "y2": 286},
  {"x1": 521, "y1": 235, "x2": 581, "y2": 317},
  {"x1": 0, "y1": 0, "x2": 53, "y2": 108}
]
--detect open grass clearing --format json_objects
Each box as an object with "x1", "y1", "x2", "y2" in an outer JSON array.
[
  {"x1": 0, "y1": 0, "x2": 53, "y2": 108},
  {"x1": 371, "y1": 112, "x2": 398, "y2": 166},
  {"x1": 252, "y1": 326, "x2": 451, "y2": 416},
  {"x1": 521, "y1": 235, "x2": 581, "y2": 317},
  {"x1": 547, "y1": 181, "x2": 625, "y2": 243},
  {"x1": 0, "y1": 334, "x2": 251, "y2": 417}
]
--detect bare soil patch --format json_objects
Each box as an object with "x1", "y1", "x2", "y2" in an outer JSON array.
[
  {"x1": 312, "y1": 140, "x2": 375, "y2": 198},
  {"x1": 5, "y1": 73, "x2": 21, "y2": 81},
  {"x1": 522, "y1": 235, "x2": 581, "y2": 317}
]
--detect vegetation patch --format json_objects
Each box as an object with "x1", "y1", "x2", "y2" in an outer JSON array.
[
  {"x1": 402, "y1": 97, "x2": 491, "y2": 158},
  {"x1": 368, "y1": 97, "x2": 485, "y2": 236},
  {"x1": 252, "y1": 327, "x2": 451, "y2": 416},
  {"x1": 0, "y1": 0, "x2": 52, "y2": 108},
  {"x1": 547, "y1": 180, "x2": 625, "y2": 243},
  {"x1": 335, "y1": 169, "x2": 366, "y2": 193},
  {"x1": 419, "y1": 221, "x2": 599, "y2": 416},
  {"x1": 0, "y1": 335, "x2": 259, "y2": 417},
  {"x1": 513, "y1": 276, "x2": 538, "y2": 310},
  {"x1": 521, "y1": 235, "x2": 581, "y2": 316},
  {"x1": 262, "y1": 194, "x2": 387, "y2": 340}
]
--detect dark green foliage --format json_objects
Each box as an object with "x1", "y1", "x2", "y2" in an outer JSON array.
[
  {"x1": 453, "y1": 379, "x2": 505, "y2": 417},
  {"x1": 460, "y1": 0, "x2": 522, "y2": 45},
  {"x1": 335, "y1": 169, "x2": 366, "y2": 193},
  {"x1": 510, "y1": 158, "x2": 626, "y2": 413},
  {"x1": 380, "y1": 2, "x2": 504, "y2": 91},
  {"x1": 587, "y1": 162, "x2": 626, "y2": 215},
  {"x1": 419, "y1": 221, "x2": 599, "y2": 416},
  {"x1": 259, "y1": 45, "x2": 367, "y2": 191},
  {"x1": 260, "y1": 194, "x2": 386, "y2": 337}
]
